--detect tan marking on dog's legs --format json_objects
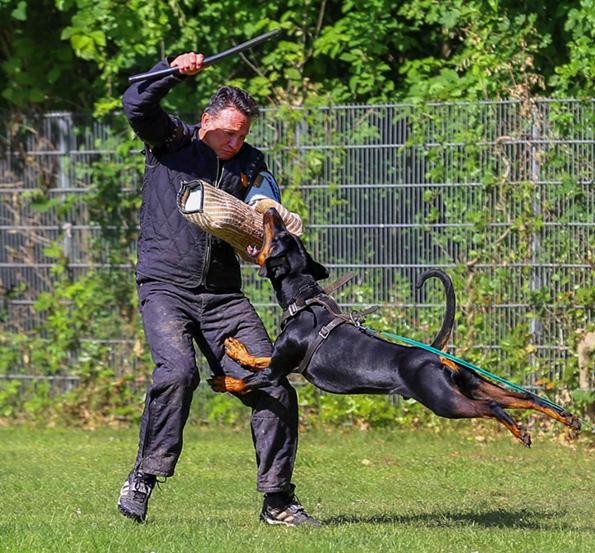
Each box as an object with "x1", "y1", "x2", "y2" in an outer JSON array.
[
  {"x1": 490, "y1": 412, "x2": 532, "y2": 447},
  {"x1": 474, "y1": 380, "x2": 581, "y2": 430},
  {"x1": 224, "y1": 337, "x2": 271, "y2": 372},
  {"x1": 208, "y1": 376, "x2": 248, "y2": 394},
  {"x1": 499, "y1": 398, "x2": 580, "y2": 430},
  {"x1": 449, "y1": 395, "x2": 532, "y2": 447}
]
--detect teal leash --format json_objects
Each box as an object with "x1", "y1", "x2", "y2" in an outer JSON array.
[{"x1": 378, "y1": 330, "x2": 566, "y2": 414}]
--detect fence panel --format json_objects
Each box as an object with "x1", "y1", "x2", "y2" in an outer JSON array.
[{"x1": 1, "y1": 100, "x2": 593, "y2": 390}]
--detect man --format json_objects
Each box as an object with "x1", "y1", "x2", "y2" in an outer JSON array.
[{"x1": 117, "y1": 52, "x2": 319, "y2": 527}]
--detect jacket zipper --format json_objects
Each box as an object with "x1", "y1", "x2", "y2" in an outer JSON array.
[{"x1": 200, "y1": 157, "x2": 224, "y2": 285}]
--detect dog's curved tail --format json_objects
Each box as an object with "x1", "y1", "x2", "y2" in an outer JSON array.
[{"x1": 415, "y1": 269, "x2": 456, "y2": 351}]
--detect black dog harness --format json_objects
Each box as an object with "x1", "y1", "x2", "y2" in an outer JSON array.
[{"x1": 280, "y1": 276, "x2": 378, "y2": 374}]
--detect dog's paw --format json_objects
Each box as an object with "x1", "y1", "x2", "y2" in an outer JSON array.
[
  {"x1": 519, "y1": 428, "x2": 532, "y2": 448},
  {"x1": 207, "y1": 376, "x2": 248, "y2": 394},
  {"x1": 564, "y1": 413, "x2": 581, "y2": 431},
  {"x1": 224, "y1": 337, "x2": 251, "y2": 362}
]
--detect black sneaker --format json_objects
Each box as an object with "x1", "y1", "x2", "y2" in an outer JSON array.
[
  {"x1": 260, "y1": 485, "x2": 322, "y2": 527},
  {"x1": 117, "y1": 470, "x2": 156, "y2": 523}
]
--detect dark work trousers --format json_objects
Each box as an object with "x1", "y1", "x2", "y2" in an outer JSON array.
[{"x1": 133, "y1": 279, "x2": 299, "y2": 494}]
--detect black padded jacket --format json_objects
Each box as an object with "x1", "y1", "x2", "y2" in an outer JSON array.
[{"x1": 122, "y1": 59, "x2": 267, "y2": 291}]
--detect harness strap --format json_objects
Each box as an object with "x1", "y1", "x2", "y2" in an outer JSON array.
[
  {"x1": 281, "y1": 294, "x2": 343, "y2": 329},
  {"x1": 280, "y1": 271, "x2": 356, "y2": 326},
  {"x1": 349, "y1": 305, "x2": 378, "y2": 324},
  {"x1": 294, "y1": 317, "x2": 347, "y2": 374},
  {"x1": 323, "y1": 271, "x2": 356, "y2": 295},
  {"x1": 281, "y1": 285, "x2": 378, "y2": 374}
]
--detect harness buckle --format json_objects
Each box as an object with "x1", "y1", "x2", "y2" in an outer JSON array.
[
  {"x1": 349, "y1": 313, "x2": 362, "y2": 327},
  {"x1": 350, "y1": 305, "x2": 379, "y2": 326},
  {"x1": 319, "y1": 325, "x2": 331, "y2": 339},
  {"x1": 288, "y1": 303, "x2": 299, "y2": 316}
]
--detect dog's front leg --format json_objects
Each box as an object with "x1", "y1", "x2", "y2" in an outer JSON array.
[
  {"x1": 208, "y1": 371, "x2": 276, "y2": 394},
  {"x1": 225, "y1": 337, "x2": 271, "y2": 372},
  {"x1": 208, "y1": 375, "x2": 250, "y2": 394}
]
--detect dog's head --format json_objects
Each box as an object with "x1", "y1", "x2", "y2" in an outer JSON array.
[{"x1": 251, "y1": 208, "x2": 328, "y2": 283}]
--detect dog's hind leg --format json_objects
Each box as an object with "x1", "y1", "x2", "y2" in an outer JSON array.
[
  {"x1": 471, "y1": 378, "x2": 581, "y2": 431},
  {"x1": 225, "y1": 337, "x2": 271, "y2": 372},
  {"x1": 445, "y1": 395, "x2": 532, "y2": 447},
  {"x1": 486, "y1": 402, "x2": 532, "y2": 447}
]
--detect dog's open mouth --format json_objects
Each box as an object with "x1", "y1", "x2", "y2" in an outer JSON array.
[
  {"x1": 248, "y1": 239, "x2": 268, "y2": 266},
  {"x1": 248, "y1": 207, "x2": 282, "y2": 266},
  {"x1": 246, "y1": 244, "x2": 260, "y2": 258}
]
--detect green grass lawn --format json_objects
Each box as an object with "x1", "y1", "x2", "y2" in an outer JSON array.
[{"x1": 0, "y1": 424, "x2": 593, "y2": 553}]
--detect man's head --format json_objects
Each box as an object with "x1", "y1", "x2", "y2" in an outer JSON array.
[{"x1": 198, "y1": 86, "x2": 259, "y2": 160}]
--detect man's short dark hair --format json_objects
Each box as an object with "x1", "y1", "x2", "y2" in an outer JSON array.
[{"x1": 204, "y1": 86, "x2": 259, "y2": 119}]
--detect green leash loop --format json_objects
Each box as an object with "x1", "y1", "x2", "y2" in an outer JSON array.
[{"x1": 378, "y1": 330, "x2": 566, "y2": 414}]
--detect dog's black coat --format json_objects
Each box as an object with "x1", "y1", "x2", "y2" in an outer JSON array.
[{"x1": 214, "y1": 209, "x2": 580, "y2": 445}]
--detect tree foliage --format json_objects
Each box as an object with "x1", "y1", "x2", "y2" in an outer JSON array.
[
  {"x1": 0, "y1": 1, "x2": 592, "y2": 425},
  {"x1": 0, "y1": 0, "x2": 592, "y2": 114}
]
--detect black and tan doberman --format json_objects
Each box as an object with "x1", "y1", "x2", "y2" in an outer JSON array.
[{"x1": 209, "y1": 208, "x2": 580, "y2": 445}]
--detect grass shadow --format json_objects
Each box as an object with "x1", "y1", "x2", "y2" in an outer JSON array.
[{"x1": 324, "y1": 509, "x2": 594, "y2": 532}]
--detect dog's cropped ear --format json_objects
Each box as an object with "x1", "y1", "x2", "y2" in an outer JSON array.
[
  {"x1": 295, "y1": 239, "x2": 328, "y2": 280},
  {"x1": 297, "y1": 242, "x2": 329, "y2": 281},
  {"x1": 306, "y1": 253, "x2": 329, "y2": 281}
]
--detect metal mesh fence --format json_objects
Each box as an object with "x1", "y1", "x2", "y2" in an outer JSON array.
[{"x1": 1, "y1": 100, "x2": 593, "y2": 389}]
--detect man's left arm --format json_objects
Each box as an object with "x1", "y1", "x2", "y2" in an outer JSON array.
[{"x1": 245, "y1": 168, "x2": 303, "y2": 236}]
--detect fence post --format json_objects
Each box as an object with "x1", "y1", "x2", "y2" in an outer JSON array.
[
  {"x1": 529, "y1": 103, "x2": 543, "y2": 384},
  {"x1": 48, "y1": 111, "x2": 74, "y2": 261}
]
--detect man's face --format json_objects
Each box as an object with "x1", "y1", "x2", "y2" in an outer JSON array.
[{"x1": 199, "y1": 106, "x2": 251, "y2": 160}]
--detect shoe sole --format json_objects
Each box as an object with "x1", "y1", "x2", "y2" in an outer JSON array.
[
  {"x1": 260, "y1": 517, "x2": 297, "y2": 528},
  {"x1": 260, "y1": 515, "x2": 297, "y2": 527},
  {"x1": 118, "y1": 502, "x2": 145, "y2": 523},
  {"x1": 260, "y1": 514, "x2": 322, "y2": 528}
]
